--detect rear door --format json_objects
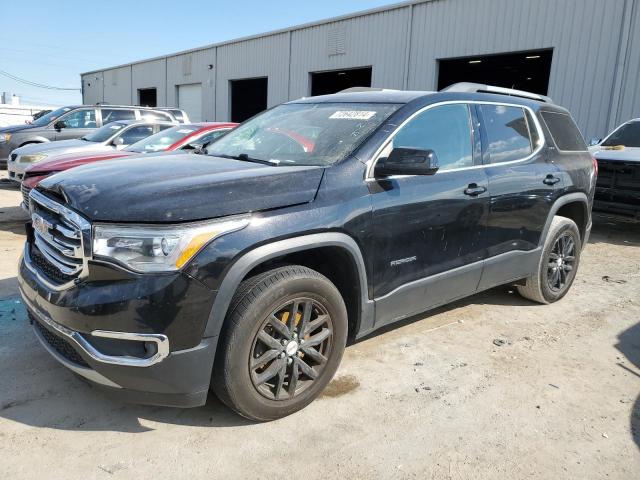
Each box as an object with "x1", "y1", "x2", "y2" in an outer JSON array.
[
  {"x1": 369, "y1": 102, "x2": 490, "y2": 325},
  {"x1": 477, "y1": 103, "x2": 562, "y2": 289}
]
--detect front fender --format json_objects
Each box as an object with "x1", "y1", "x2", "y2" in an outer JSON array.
[{"x1": 202, "y1": 232, "x2": 374, "y2": 339}]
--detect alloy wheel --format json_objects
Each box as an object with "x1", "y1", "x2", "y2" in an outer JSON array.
[
  {"x1": 547, "y1": 232, "x2": 576, "y2": 292},
  {"x1": 249, "y1": 298, "x2": 333, "y2": 401}
]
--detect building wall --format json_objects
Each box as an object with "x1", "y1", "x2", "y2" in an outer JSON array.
[
  {"x1": 102, "y1": 66, "x2": 132, "y2": 105},
  {"x1": 82, "y1": 0, "x2": 639, "y2": 138},
  {"x1": 214, "y1": 32, "x2": 290, "y2": 119},
  {"x1": 166, "y1": 48, "x2": 216, "y2": 121}
]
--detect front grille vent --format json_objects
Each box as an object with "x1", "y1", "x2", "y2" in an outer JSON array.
[
  {"x1": 33, "y1": 317, "x2": 89, "y2": 367},
  {"x1": 27, "y1": 190, "x2": 88, "y2": 287},
  {"x1": 21, "y1": 184, "x2": 31, "y2": 208}
]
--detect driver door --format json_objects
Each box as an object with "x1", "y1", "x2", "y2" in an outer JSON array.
[
  {"x1": 369, "y1": 103, "x2": 490, "y2": 326},
  {"x1": 53, "y1": 108, "x2": 97, "y2": 140}
]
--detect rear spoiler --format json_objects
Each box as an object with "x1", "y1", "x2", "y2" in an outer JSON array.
[{"x1": 442, "y1": 82, "x2": 554, "y2": 104}]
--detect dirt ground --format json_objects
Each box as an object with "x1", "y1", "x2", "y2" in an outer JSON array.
[{"x1": 0, "y1": 172, "x2": 638, "y2": 480}]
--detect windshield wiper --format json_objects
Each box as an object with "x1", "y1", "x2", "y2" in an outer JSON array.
[{"x1": 212, "y1": 153, "x2": 278, "y2": 166}]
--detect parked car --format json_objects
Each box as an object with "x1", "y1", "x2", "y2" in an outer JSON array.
[
  {"x1": 19, "y1": 122, "x2": 237, "y2": 208},
  {"x1": 588, "y1": 118, "x2": 640, "y2": 220},
  {"x1": 18, "y1": 84, "x2": 595, "y2": 421},
  {"x1": 0, "y1": 104, "x2": 179, "y2": 169},
  {"x1": 8, "y1": 120, "x2": 175, "y2": 181}
]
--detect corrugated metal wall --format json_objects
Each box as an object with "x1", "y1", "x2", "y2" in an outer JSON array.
[
  {"x1": 215, "y1": 33, "x2": 290, "y2": 119},
  {"x1": 166, "y1": 48, "x2": 216, "y2": 120},
  {"x1": 81, "y1": 0, "x2": 639, "y2": 138}
]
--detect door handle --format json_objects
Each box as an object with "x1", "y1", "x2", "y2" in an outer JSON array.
[
  {"x1": 543, "y1": 174, "x2": 561, "y2": 185},
  {"x1": 464, "y1": 183, "x2": 487, "y2": 196}
]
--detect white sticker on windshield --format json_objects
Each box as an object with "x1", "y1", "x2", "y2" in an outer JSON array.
[
  {"x1": 177, "y1": 129, "x2": 195, "y2": 134},
  {"x1": 109, "y1": 125, "x2": 120, "y2": 129},
  {"x1": 329, "y1": 111, "x2": 376, "y2": 120}
]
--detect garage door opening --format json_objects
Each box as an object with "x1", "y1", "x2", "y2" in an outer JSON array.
[
  {"x1": 177, "y1": 83, "x2": 202, "y2": 122},
  {"x1": 437, "y1": 49, "x2": 553, "y2": 95},
  {"x1": 138, "y1": 88, "x2": 157, "y2": 107},
  {"x1": 310, "y1": 67, "x2": 372, "y2": 96},
  {"x1": 230, "y1": 77, "x2": 268, "y2": 123}
]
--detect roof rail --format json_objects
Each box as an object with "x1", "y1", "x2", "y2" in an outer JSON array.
[
  {"x1": 339, "y1": 87, "x2": 393, "y2": 93},
  {"x1": 442, "y1": 82, "x2": 553, "y2": 104}
]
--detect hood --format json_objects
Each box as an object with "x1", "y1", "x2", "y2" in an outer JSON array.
[
  {"x1": 37, "y1": 154, "x2": 325, "y2": 222},
  {"x1": 27, "y1": 150, "x2": 135, "y2": 173},
  {"x1": 0, "y1": 124, "x2": 41, "y2": 133},
  {"x1": 15, "y1": 139, "x2": 107, "y2": 156},
  {"x1": 590, "y1": 145, "x2": 640, "y2": 162}
]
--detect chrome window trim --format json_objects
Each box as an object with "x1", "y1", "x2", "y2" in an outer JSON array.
[
  {"x1": 365, "y1": 100, "x2": 547, "y2": 181},
  {"x1": 23, "y1": 292, "x2": 169, "y2": 368}
]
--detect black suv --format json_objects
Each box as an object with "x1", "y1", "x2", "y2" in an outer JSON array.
[{"x1": 18, "y1": 84, "x2": 595, "y2": 420}]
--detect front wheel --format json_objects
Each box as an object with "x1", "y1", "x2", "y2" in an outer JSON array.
[
  {"x1": 517, "y1": 216, "x2": 582, "y2": 304},
  {"x1": 212, "y1": 265, "x2": 348, "y2": 421}
]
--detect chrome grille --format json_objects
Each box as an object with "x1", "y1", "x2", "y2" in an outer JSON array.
[
  {"x1": 21, "y1": 184, "x2": 31, "y2": 208},
  {"x1": 27, "y1": 189, "x2": 90, "y2": 288}
]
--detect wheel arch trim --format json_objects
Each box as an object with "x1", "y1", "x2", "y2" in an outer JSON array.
[
  {"x1": 540, "y1": 192, "x2": 590, "y2": 248},
  {"x1": 203, "y1": 232, "x2": 373, "y2": 339}
]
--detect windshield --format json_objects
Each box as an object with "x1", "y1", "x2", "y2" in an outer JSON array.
[
  {"x1": 81, "y1": 122, "x2": 127, "y2": 142},
  {"x1": 126, "y1": 125, "x2": 198, "y2": 153},
  {"x1": 208, "y1": 102, "x2": 401, "y2": 166},
  {"x1": 31, "y1": 106, "x2": 73, "y2": 127},
  {"x1": 602, "y1": 122, "x2": 640, "y2": 148}
]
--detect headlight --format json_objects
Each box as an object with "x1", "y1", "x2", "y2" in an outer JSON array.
[
  {"x1": 20, "y1": 154, "x2": 47, "y2": 163},
  {"x1": 93, "y1": 216, "x2": 250, "y2": 273},
  {"x1": 0, "y1": 133, "x2": 11, "y2": 143}
]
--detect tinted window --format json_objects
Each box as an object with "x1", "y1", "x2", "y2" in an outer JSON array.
[
  {"x1": 541, "y1": 111, "x2": 587, "y2": 151},
  {"x1": 601, "y1": 121, "x2": 640, "y2": 148},
  {"x1": 118, "y1": 125, "x2": 154, "y2": 145},
  {"x1": 126, "y1": 126, "x2": 197, "y2": 153},
  {"x1": 391, "y1": 104, "x2": 473, "y2": 170},
  {"x1": 60, "y1": 109, "x2": 96, "y2": 129},
  {"x1": 102, "y1": 109, "x2": 136, "y2": 123},
  {"x1": 481, "y1": 105, "x2": 532, "y2": 163}
]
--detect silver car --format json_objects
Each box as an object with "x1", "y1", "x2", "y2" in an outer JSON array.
[{"x1": 7, "y1": 120, "x2": 174, "y2": 181}]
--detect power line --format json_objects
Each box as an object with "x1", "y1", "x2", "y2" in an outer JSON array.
[{"x1": 0, "y1": 69, "x2": 81, "y2": 91}]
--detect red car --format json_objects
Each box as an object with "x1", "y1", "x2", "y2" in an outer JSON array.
[{"x1": 21, "y1": 122, "x2": 236, "y2": 208}]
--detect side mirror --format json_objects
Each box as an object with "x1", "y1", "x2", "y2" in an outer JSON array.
[
  {"x1": 589, "y1": 138, "x2": 602, "y2": 147},
  {"x1": 113, "y1": 137, "x2": 126, "y2": 149},
  {"x1": 374, "y1": 147, "x2": 439, "y2": 177},
  {"x1": 54, "y1": 120, "x2": 66, "y2": 131},
  {"x1": 192, "y1": 140, "x2": 211, "y2": 155}
]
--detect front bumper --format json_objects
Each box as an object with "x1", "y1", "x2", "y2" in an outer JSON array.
[
  {"x1": 7, "y1": 157, "x2": 28, "y2": 181},
  {"x1": 18, "y1": 248, "x2": 219, "y2": 408}
]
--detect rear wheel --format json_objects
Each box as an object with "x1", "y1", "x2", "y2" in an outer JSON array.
[
  {"x1": 212, "y1": 265, "x2": 348, "y2": 421},
  {"x1": 517, "y1": 216, "x2": 581, "y2": 304}
]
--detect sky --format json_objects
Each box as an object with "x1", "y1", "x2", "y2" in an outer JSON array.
[{"x1": 0, "y1": 0, "x2": 397, "y2": 107}]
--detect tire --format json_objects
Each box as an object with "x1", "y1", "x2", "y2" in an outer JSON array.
[
  {"x1": 212, "y1": 265, "x2": 348, "y2": 421},
  {"x1": 517, "y1": 216, "x2": 582, "y2": 304}
]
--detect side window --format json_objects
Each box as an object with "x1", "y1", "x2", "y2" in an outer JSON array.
[
  {"x1": 101, "y1": 109, "x2": 136, "y2": 124},
  {"x1": 480, "y1": 105, "x2": 532, "y2": 163},
  {"x1": 191, "y1": 129, "x2": 230, "y2": 147},
  {"x1": 60, "y1": 109, "x2": 96, "y2": 129},
  {"x1": 118, "y1": 125, "x2": 154, "y2": 145},
  {"x1": 540, "y1": 111, "x2": 587, "y2": 151},
  {"x1": 140, "y1": 110, "x2": 172, "y2": 122},
  {"x1": 391, "y1": 104, "x2": 473, "y2": 171}
]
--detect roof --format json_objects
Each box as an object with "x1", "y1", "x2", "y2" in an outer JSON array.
[
  {"x1": 81, "y1": 0, "x2": 435, "y2": 75},
  {"x1": 291, "y1": 89, "x2": 434, "y2": 104}
]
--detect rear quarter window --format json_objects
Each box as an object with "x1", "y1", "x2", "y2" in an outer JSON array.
[{"x1": 540, "y1": 111, "x2": 587, "y2": 152}]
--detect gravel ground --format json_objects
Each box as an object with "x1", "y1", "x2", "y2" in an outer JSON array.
[{"x1": 0, "y1": 172, "x2": 638, "y2": 479}]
